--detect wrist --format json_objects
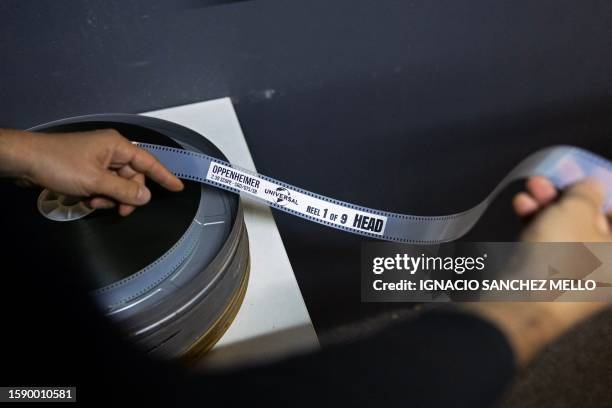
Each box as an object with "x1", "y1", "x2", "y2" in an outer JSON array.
[
  {"x1": 0, "y1": 129, "x2": 38, "y2": 181},
  {"x1": 462, "y1": 302, "x2": 580, "y2": 368}
]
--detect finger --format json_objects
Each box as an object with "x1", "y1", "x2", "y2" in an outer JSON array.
[
  {"x1": 119, "y1": 203, "x2": 136, "y2": 217},
  {"x1": 89, "y1": 197, "x2": 116, "y2": 209},
  {"x1": 115, "y1": 164, "x2": 138, "y2": 179},
  {"x1": 562, "y1": 179, "x2": 605, "y2": 213},
  {"x1": 113, "y1": 142, "x2": 184, "y2": 192},
  {"x1": 95, "y1": 172, "x2": 151, "y2": 206},
  {"x1": 111, "y1": 168, "x2": 136, "y2": 215},
  {"x1": 596, "y1": 213, "x2": 610, "y2": 235},
  {"x1": 513, "y1": 192, "x2": 540, "y2": 217},
  {"x1": 118, "y1": 173, "x2": 145, "y2": 217},
  {"x1": 526, "y1": 176, "x2": 558, "y2": 206}
]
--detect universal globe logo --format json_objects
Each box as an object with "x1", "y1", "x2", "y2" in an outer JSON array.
[{"x1": 265, "y1": 186, "x2": 298, "y2": 207}]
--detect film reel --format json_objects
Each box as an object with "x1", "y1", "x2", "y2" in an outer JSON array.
[{"x1": 28, "y1": 115, "x2": 249, "y2": 359}]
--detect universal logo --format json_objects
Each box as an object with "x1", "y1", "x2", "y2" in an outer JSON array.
[{"x1": 265, "y1": 187, "x2": 298, "y2": 206}]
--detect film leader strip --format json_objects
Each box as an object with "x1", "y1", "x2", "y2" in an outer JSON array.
[{"x1": 139, "y1": 143, "x2": 612, "y2": 244}]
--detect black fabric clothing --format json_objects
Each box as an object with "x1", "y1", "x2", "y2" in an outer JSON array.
[{"x1": 1, "y1": 185, "x2": 515, "y2": 407}]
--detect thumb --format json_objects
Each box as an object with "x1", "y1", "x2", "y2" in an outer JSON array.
[{"x1": 95, "y1": 172, "x2": 151, "y2": 206}]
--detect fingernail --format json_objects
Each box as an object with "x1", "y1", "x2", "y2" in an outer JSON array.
[{"x1": 137, "y1": 186, "x2": 151, "y2": 203}]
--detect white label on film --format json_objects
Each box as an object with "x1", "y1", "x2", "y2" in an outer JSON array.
[{"x1": 206, "y1": 162, "x2": 388, "y2": 235}]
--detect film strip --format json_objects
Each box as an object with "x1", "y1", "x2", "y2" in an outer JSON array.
[{"x1": 140, "y1": 143, "x2": 612, "y2": 244}]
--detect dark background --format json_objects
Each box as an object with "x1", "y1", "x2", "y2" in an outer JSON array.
[{"x1": 2, "y1": 0, "x2": 612, "y2": 340}]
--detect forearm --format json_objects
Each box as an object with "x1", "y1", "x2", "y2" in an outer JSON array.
[
  {"x1": 464, "y1": 302, "x2": 603, "y2": 367},
  {"x1": 0, "y1": 128, "x2": 35, "y2": 180}
]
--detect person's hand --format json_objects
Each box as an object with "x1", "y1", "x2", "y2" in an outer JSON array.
[
  {"x1": 466, "y1": 176, "x2": 610, "y2": 368},
  {"x1": 4, "y1": 128, "x2": 184, "y2": 216},
  {"x1": 511, "y1": 176, "x2": 610, "y2": 336},
  {"x1": 513, "y1": 176, "x2": 611, "y2": 242}
]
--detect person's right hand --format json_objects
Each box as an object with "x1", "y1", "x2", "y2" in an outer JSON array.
[
  {"x1": 513, "y1": 176, "x2": 611, "y2": 242},
  {"x1": 2, "y1": 128, "x2": 184, "y2": 216}
]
